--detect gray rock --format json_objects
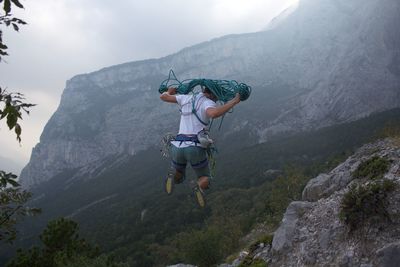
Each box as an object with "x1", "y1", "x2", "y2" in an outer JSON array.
[
  {"x1": 231, "y1": 259, "x2": 241, "y2": 267},
  {"x1": 302, "y1": 154, "x2": 360, "y2": 202},
  {"x1": 376, "y1": 242, "x2": 400, "y2": 267},
  {"x1": 302, "y1": 173, "x2": 331, "y2": 201},
  {"x1": 318, "y1": 229, "x2": 331, "y2": 250},
  {"x1": 272, "y1": 201, "x2": 312, "y2": 253},
  {"x1": 219, "y1": 139, "x2": 400, "y2": 267}
]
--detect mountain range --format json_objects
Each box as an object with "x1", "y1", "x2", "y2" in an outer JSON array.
[{"x1": 19, "y1": 0, "x2": 400, "y2": 188}]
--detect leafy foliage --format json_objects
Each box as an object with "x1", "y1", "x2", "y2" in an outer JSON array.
[
  {"x1": 0, "y1": 0, "x2": 27, "y2": 61},
  {"x1": 0, "y1": 171, "x2": 40, "y2": 243},
  {"x1": 172, "y1": 219, "x2": 242, "y2": 267},
  {"x1": 0, "y1": 0, "x2": 37, "y2": 246},
  {"x1": 353, "y1": 156, "x2": 391, "y2": 180},
  {"x1": 239, "y1": 258, "x2": 267, "y2": 267},
  {"x1": 0, "y1": 0, "x2": 33, "y2": 142},
  {"x1": 55, "y1": 254, "x2": 129, "y2": 267},
  {"x1": 339, "y1": 179, "x2": 396, "y2": 232},
  {"x1": 0, "y1": 88, "x2": 35, "y2": 142}
]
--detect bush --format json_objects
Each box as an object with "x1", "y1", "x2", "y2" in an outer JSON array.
[
  {"x1": 55, "y1": 254, "x2": 129, "y2": 267},
  {"x1": 339, "y1": 180, "x2": 396, "y2": 231},
  {"x1": 353, "y1": 156, "x2": 390, "y2": 180},
  {"x1": 173, "y1": 222, "x2": 241, "y2": 267}
]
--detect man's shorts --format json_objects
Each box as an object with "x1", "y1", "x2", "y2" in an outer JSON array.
[{"x1": 170, "y1": 145, "x2": 210, "y2": 178}]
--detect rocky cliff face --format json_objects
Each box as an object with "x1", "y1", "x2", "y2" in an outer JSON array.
[
  {"x1": 20, "y1": 0, "x2": 400, "y2": 187},
  {"x1": 225, "y1": 138, "x2": 400, "y2": 267}
]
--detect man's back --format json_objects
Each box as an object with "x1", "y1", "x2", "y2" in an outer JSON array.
[{"x1": 175, "y1": 93, "x2": 216, "y2": 136}]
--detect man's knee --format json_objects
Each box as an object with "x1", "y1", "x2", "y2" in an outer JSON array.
[{"x1": 198, "y1": 176, "x2": 210, "y2": 190}]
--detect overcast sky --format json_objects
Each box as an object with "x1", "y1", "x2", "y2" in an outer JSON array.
[{"x1": 0, "y1": 0, "x2": 298, "y2": 168}]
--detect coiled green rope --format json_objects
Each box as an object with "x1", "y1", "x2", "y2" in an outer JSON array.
[{"x1": 158, "y1": 70, "x2": 251, "y2": 103}]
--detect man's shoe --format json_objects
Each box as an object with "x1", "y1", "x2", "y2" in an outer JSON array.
[
  {"x1": 193, "y1": 185, "x2": 206, "y2": 208},
  {"x1": 165, "y1": 173, "x2": 174, "y2": 195}
]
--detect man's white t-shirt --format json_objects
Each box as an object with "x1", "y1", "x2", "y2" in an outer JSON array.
[{"x1": 171, "y1": 93, "x2": 216, "y2": 148}]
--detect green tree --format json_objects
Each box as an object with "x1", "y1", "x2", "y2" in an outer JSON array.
[
  {"x1": 0, "y1": 171, "x2": 39, "y2": 242},
  {"x1": 7, "y1": 218, "x2": 129, "y2": 267},
  {"x1": 0, "y1": 0, "x2": 37, "y2": 243},
  {"x1": 263, "y1": 166, "x2": 308, "y2": 225},
  {"x1": 7, "y1": 218, "x2": 98, "y2": 267},
  {"x1": 55, "y1": 254, "x2": 129, "y2": 267}
]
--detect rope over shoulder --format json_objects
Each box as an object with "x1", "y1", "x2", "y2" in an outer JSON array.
[{"x1": 158, "y1": 70, "x2": 251, "y2": 103}]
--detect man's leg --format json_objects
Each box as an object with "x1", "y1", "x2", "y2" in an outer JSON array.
[
  {"x1": 173, "y1": 169, "x2": 185, "y2": 184},
  {"x1": 187, "y1": 146, "x2": 211, "y2": 189},
  {"x1": 166, "y1": 145, "x2": 187, "y2": 194},
  {"x1": 187, "y1": 146, "x2": 210, "y2": 207},
  {"x1": 197, "y1": 176, "x2": 210, "y2": 190}
]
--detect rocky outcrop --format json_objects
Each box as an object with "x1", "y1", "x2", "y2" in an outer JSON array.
[
  {"x1": 20, "y1": 0, "x2": 400, "y2": 187},
  {"x1": 271, "y1": 201, "x2": 313, "y2": 253},
  {"x1": 227, "y1": 138, "x2": 400, "y2": 267},
  {"x1": 376, "y1": 242, "x2": 400, "y2": 267}
]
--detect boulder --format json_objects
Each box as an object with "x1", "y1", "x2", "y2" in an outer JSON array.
[
  {"x1": 376, "y1": 242, "x2": 400, "y2": 267},
  {"x1": 272, "y1": 201, "x2": 312, "y2": 253}
]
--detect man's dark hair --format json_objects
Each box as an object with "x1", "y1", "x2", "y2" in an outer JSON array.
[
  {"x1": 204, "y1": 87, "x2": 216, "y2": 97},
  {"x1": 203, "y1": 87, "x2": 217, "y2": 101},
  {"x1": 203, "y1": 87, "x2": 212, "y2": 94}
]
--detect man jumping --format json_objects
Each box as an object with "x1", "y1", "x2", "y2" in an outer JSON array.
[{"x1": 160, "y1": 86, "x2": 241, "y2": 207}]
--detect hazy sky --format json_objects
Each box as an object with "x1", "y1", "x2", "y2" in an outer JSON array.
[{"x1": 0, "y1": 0, "x2": 298, "y2": 167}]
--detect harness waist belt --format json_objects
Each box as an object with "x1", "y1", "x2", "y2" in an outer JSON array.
[{"x1": 175, "y1": 134, "x2": 200, "y2": 143}]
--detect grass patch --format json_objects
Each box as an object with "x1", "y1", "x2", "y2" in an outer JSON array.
[
  {"x1": 353, "y1": 156, "x2": 391, "y2": 180},
  {"x1": 339, "y1": 179, "x2": 396, "y2": 231},
  {"x1": 248, "y1": 234, "x2": 273, "y2": 253},
  {"x1": 238, "y1": 258, "x2": 267, "y2": 267}
]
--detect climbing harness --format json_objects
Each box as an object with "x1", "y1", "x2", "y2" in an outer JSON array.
[
  {"x1": 160, "y1": 133, "x2": 175, "y2": 158},
  {"x1": 175, "y1": 134, "x2": 200, "y2": 145},
  {"x1": 197, "y1": 129, "x2": 213, "y2": 148},
  {"x1": 206, "y1": 145, "x2": 217, "y2": 179}
]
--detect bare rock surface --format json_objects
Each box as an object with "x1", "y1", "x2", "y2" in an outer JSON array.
[{"x1": 228, "y1": 138, "x2": 400, "y2": 267}]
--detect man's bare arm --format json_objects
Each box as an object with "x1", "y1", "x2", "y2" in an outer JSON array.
[
  {"x1": 206, "y1": 93, "x2": 241, "y2": 118},
  {"x1": 160, "y1": 87, "x2": 178, "y2": 103}
]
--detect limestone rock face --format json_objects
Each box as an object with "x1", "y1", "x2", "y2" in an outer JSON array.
[
  {"x1": 302, "y1": 152, "x2": 362, "y2": 201},
  {"x1": 376, "y1": 242, "x2": 400, "y2": 267},
  {"x1": 232, "y1": 139, "x2": 400, "y2": 267},
  {"x1": 20, "y1": 0, "x2": 400, "y2": 187},
  {"x1": 271, "y1": 201, "x2": 313, "y2": 253}
]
